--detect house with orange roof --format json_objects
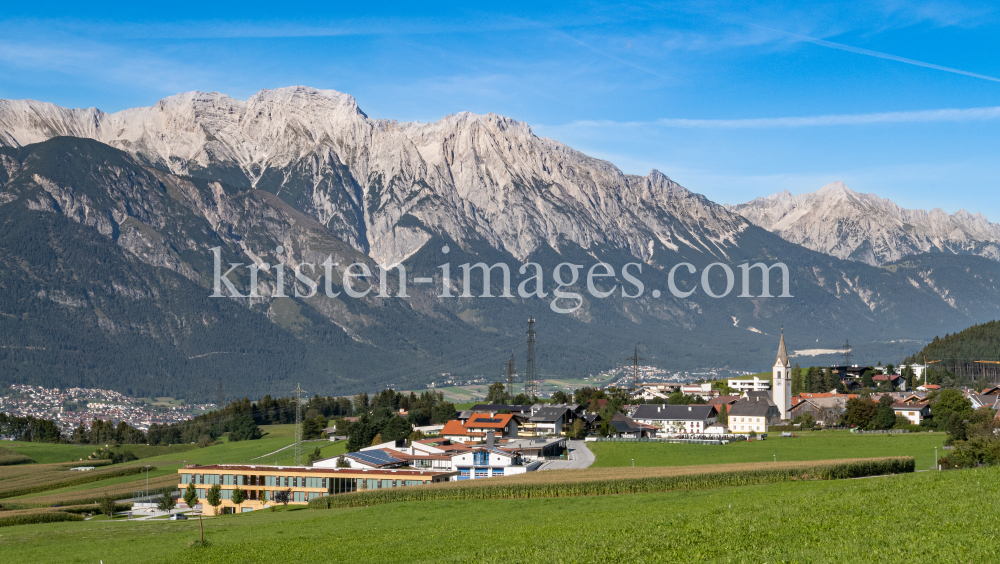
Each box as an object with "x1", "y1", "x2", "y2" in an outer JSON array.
[{"x1": 440, "y1": 413, "x2": 519, "y2": 443}]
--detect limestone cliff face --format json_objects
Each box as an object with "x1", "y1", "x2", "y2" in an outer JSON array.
[
  {"x1": 731, "y1": 182, "x2": 1000, "y2": 266},
  {"x1": 0, "y1": 87, "x2": 747, "y2": 267}
]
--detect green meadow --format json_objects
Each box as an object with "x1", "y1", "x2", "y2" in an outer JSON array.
[
  {"x1": 590, "y1": 430, "x2": 946, "y2": 470},
  {"x1": 0, "y1": 465, "x2": 994, "y2": 563}
]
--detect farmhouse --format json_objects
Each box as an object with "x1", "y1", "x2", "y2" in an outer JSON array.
[
  {"x1": 727, "y1": 392, "x2": 780, "y2": 434},
  {"x1": 631, "y1": 404, "x2": 718, "y2": 435}
]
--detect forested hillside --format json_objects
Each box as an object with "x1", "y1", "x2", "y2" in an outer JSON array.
[{"x1": 906, "y1": 320, "x2": 1000, "y2": 383}]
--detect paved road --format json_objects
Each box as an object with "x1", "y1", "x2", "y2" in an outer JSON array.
[{"x1": 539, "y1": 440, "x2": 595, "y2": 471}]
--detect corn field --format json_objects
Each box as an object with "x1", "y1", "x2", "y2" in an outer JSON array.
[
  {"x1": 0, "y1": 446, "x2": 34, "y2": 466},
  {"x1": 0, "y1": 462, "x2": 152, "y2": 500},
  {"x1": 309, "y1": 457, "x2": 914, "y2": 510},
  {"x1": 2, "y1": 474, "x2": 178, "y2": 509}
]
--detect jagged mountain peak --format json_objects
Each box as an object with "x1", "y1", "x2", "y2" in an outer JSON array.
[
  {"x1": 0, "y1": 87, "x2": 747, "y2": 265},
  {"x1": 733, "y1": 183, "x2": 1000, "y2": 265}
]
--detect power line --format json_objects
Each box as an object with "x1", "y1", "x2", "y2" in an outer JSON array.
[
  {"x1": 525, "y1": 317, "x2": 537, "y2": 398},
  {"x1": 626, "y1": 346, "x2": 645, "y2": 393},
  {"x1": 292, "y1": 383, "x2": 306, "y2": 466}
]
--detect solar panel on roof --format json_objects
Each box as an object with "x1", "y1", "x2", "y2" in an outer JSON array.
[
  {"x1": 473, "y1": 418, "x2": 503, "y2": 424},
  {"x1": 348, "y1": 450, "x2": 403, "y2": 466}
]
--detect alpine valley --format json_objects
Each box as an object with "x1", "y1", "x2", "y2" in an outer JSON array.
[{"x1": 0, "y1": 86, "x2": 998, "y2": 399}]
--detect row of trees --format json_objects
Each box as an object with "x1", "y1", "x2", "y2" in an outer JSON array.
[{"x1": 0, "y1": 413, "x2": 61, "y2": 442}]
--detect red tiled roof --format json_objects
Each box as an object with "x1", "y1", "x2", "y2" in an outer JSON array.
[
  {"x1": 440, "y1": 420, "x2": 467, "y2": 436},
  {"x1": 465, "y1": 413, "x2": 515, "y2": 429}
]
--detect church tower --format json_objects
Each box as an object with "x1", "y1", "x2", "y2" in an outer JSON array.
[{"x1": 773, "y1": 328, "x2": 792, "y2": 420}]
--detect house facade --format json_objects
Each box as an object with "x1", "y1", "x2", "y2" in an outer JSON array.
[
  {"x1": 727, "y1": 392, "x2": 780, "y2": 434},
  {"x1": 178, "y1": 464, "x2": 456, "y2": 515},
  {"x1": 893, "y1": 403, "x2": 930, "y2": 425},
  {"x1": 631, "y1": 404, "x2": 718, "y2": 435}
]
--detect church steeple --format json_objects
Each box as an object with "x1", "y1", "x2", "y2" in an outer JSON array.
[
  {"x1": 773, "y1": 327, "x2": 792, "y2": 421},
  {"x1": 776, "y1": 326, "x2": 790, "y2": 367}
]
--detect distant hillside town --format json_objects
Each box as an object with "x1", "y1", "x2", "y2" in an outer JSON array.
[{"x1": 0, "y1": 384, "x2": 214, "y2": 435}]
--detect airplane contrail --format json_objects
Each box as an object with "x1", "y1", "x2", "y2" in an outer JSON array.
[{"x1": 757, "y1": 25, "x2": 1000, "y2": 83}]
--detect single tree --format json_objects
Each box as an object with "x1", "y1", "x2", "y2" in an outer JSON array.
[
  {"x1": 335, "y1": 455, "x2": 351, "y2": 468},
  {"x1": 183, "y1": 482, "x2": 205, "y2": 543},
  {"x1": 550, "y1": 390, "x2": 570, "y2": 404},
  {"x1": 717, "y1": 403, "x2": 728, "y2": 426},
  {"x1": 231, "y1": 487, "x2": 246, "y2": 514},
  {"x1": 183, "y1": 483, "x2": 199, "y2": 509},
  {"x1": 307, "y1": 446, "x2": 324, "y2": 466},
  {"x1": 273, "y1": 488, "x2": 292, "y2": 509},
  {"x1": 206, "y1": 484, "x2": 223, "y2": 515},
  {"x1": 370, "y1": 432, "x2": 383, "y2": 446},
  {"x1": 98, "y1": 494, "x2": 116, "y2": 520},
  {"x1": 157, "y1": 491, "x2": 176, "y2": 513},
  {"x1": 259, "y1": 489, "x2": 268, "y2": 511},
  {"x1": 485, "y1": 381, "x2": 510, "y2": 404}
]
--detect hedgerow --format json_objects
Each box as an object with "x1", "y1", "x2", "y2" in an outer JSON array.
[
  {"x1": 309, "y1": 457, "x2": 914, "y2": 509},
  {"x1": 0, "y1": 510, "x2": 85, "y2": 528}
]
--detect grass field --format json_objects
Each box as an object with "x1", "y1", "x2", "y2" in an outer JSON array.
[
  {"x1": 0, "y1": 425, "x2": 304, "y2": 509},
  {"x1": 0, "y1": 465, "x2": 995, "y2": 563},
  {"x1": 590, "y1": 430, "x2": 946, "y2": 470}
]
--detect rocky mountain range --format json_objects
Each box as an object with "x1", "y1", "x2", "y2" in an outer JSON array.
[
  {"x1": 1, "y1": 87, "x2": 998, "y2": 399},
  {"x1": 730, "y1": 182, "x2": 1000, "y2": 266}
]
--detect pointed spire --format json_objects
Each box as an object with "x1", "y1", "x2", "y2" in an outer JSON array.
[{"x1": 776, "y1": 326, "x2": 790, "y2": 367}]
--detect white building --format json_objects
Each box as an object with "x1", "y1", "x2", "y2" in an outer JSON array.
[
  {"x1": 631, "y1": 404, "x2": 718, "y2": 435},
  {"x1": 728, "y1": 376, "x2": 771, "y2": 393},
  {"x1": 772, "y1": 329, "x2": 792, "y2": 420}
]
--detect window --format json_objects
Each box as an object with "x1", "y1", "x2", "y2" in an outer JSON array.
[
  {"x1": 381, "y1": 479, "x2": 392, "y2": 488},
  {"x1": 264, "y1": 476, "x2": 276, "y2": 487},
  {"x1": 475, "y1": 469, "x2": 489, "y2": 478},
  {"x1": 196, "y1": 488, "x2": 205, "y2": 498},
  {"x1": 474, "y1": 451, "x2": 489, "y2": 465},
  {"x1": 293, "y1": 491, "x2": 305, "y2": 502},
  {"x1": 222, "y1": 489, "x2": 232, "y2": 500},
  {"x1": 180, "y1": 474, "x2": 192, "y2": 484},
  {"x1": 223, "y1": 475, "x2": 234, "y2": 486},
  {"x1": 203, "y1": 474, "x2": 220, "y2": 485},
  {"x1": 492, "y1": 468, "x2": 504, "y2": 477}
]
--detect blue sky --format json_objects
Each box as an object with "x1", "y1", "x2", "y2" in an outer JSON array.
[{"x1": 2, "y1": 1, "x2": 999, "y2": 219}]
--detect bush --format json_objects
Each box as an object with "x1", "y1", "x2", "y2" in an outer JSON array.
[{"x1": 0, "y1": 511, "x2": 84, "y2": 527}]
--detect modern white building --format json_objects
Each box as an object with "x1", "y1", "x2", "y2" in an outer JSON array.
[{"x1": 728, "y1": 376, "x2": 771, "y2": 393}]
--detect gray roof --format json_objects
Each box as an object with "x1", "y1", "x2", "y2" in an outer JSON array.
[
  {"x1": 529, "y1": 407, "x2": 572, "y2": 422},
  {"x1": 776, "y1": 329, "x2": 790, "y2": 366},
  {"x1": 728, "y1": 394, "x2": 777, "y2": 417},
  {"x1": 633, "y1": 404, "x2": 716, "y2": 421},
  {"x1": 609, "y1": 412, "x2": 643, "y2": 433}
]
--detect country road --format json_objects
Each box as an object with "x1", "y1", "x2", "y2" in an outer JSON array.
[{"x1": 538, "y1": 440, "x2": 595, "y2": 471}]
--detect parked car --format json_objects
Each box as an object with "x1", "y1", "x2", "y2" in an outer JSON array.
[{"x1": 168, "y1": 514, "x2": 187, "y2": 520}]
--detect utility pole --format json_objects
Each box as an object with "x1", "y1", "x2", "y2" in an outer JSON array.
[
  {"x1": 525, "y1": 317, "x2": 537, "y2": 399},
  {"x1": 506, "y1": 353, "x2": 517, "y2": 401},
  {"x1": 626, "y1": 347, "x2": 645, "y2": 393},
  {"x1": 292, "y1": 383, "x2": 306, "y2": 466}
]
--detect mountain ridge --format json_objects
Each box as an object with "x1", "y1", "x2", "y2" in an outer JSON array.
[
  {"x1": 730, "y1": 181, "x2": 1000, "y2": 266},
  {"x1": 1, "y1": 89, "x2": 999, "y2": 399}
]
